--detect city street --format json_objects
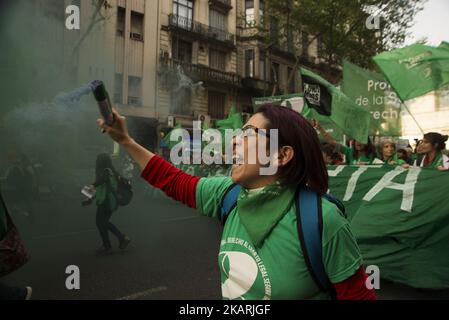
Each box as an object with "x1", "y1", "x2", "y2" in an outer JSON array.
[{"x1": 2, "y1": 183, "x2": 449, "y2": 300}]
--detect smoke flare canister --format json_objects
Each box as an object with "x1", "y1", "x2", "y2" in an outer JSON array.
[{"x1": 91, "y1": 80, "x2": 115, "y2": 126}]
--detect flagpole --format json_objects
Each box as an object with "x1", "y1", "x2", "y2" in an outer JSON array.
[{"x1": 400, "y1": 100, "x2": 425, "y2": 135}]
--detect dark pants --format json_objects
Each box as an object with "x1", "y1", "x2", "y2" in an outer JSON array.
[
  {"x1": 96, "y1": 205, "x2": 123, "y2": 248},
  {"x1": 0, "y1": 282, "x2": 27, "y2": 300}
]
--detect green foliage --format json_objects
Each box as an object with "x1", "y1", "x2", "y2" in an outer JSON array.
[{"x1": 263, "y1": 0, "x2": 426, "y2": 69}]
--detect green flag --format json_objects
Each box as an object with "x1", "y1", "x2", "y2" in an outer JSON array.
[
  {"x1": 439, "y1": 41, "x2": 449, "y2": 51},
  {"x1": 216, "y1": 104, "x2": 243, "y2": 129},
  {"x1": 328, "y1": 165, "x2": 449, "y2": 289},
  {"x1": 300, "y1": 68, "x2": 371, "y2": 143},
  {"x1": 342, "y1": 60, "x2": 403, "y2": 136},
  {"x1": 373, "y1": 43, "x2": 449, "y2": 101}
]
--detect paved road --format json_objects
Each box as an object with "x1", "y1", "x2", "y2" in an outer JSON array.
[{"x1": 2, "y1": 185, "x2": 449, "y2": 300}]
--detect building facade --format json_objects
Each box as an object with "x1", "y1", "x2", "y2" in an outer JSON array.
[
  {"x1": 155, "y1": 0, "x2": 326, "y2": 135},
  {"x1": 16, "y1": 0, "x2": 331, "y2": 151}
]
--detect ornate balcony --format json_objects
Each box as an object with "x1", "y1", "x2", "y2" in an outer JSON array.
[
  {"x1": 168, "y1": 14, "x2": 235, "y2": 48},
  {"x1": 241, "y1": 77, "x2": 275, "y2": 97},
  {"x1": 160, "y1": 55, "x2": 242, "y2": 88},
  {"x1": 209, "y1": 0, "x2": 233, "y2": 12}
]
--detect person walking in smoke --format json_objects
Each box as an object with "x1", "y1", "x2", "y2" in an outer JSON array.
[
  {"x1": 83, "y1": 153, "x2": 130, "y2": 255},
  {"x1": 97, "y1": 106, "x2": 376, "y2": 300}
]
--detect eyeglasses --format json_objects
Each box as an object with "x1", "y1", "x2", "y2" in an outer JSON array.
[{"x1": 238, "y1": 125, "x2": 271, "y2": 139}]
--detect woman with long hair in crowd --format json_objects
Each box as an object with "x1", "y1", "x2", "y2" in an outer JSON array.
[
  {"x1": 83, "y1": 153, "x2": 131, "y2": 254},
  {"x1": 96, "y1": 104, "x2": 376, "y2": 300},
  {"x1": 413, "y1": 132, "x2": 449, "y2": 171}
]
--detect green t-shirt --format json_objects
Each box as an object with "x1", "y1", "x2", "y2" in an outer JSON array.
[
  {"x1": 195, "y1": 177, "x2": 363, "y2": 300},
  {"x1": 96, "y1": 169, "x2": 118, "y2": 211}
]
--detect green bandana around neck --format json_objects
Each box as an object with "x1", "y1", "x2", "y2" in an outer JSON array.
[{"x1": 237, "y1": 182, "x2": 296, "y2": 248}]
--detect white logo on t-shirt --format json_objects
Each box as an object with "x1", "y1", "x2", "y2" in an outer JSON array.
[{"x1": 220, "y1": 251, "x2": 259, "y2": 299}]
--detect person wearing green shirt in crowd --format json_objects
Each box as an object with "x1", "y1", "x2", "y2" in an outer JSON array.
[
  {"x1": 313, "y1": 121, "x2": 377, "y2": 165},
  {"x1": 96, "y1": 105, "x2": 376, "y2": 300},
  {"x1": 375, "y1": 138, "x2": 405, "y2": 166},
  {"x1": 83, "y1": 153, "x2": 131, "y2": 254},
  {"x1": 413, "y1": 132, "x2": 449, "y2": 171}
]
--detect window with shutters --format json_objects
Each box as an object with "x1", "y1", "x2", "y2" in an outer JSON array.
[
  {"x1": 172, "y1": 38, "x2": 192, "y2": 63},
  {"x1": 271, "y1": 62, "x2": 280, "y2": 83},
  {"x1": 117, "y1": 7, "x2": 125, "y2": 37},
  {"x1": 114, "y1": 73, "x2": 123, "y2": 104},
  {"x1": 173, "y1": 0, "x2": 194, "y2": 29},
  {"x1": 210, "y1": 49, "x2": 226, "y2": 70},
  {"x1": 259, "y1": 52, "x2": 266, "y2": 80},
  {"x1": 245, "y1": 50, "x2": 255, "y2": 78},
  {"x1": 208, "y1": 91, "x2": 226, "y2": 119},
  {"x1": 245, "y1": 0, "x2": 255, "y2": 27},
  {"x1": 130, "y1": 11, "x2": 144, "y2": 41},
  {"x1": 128, "y1": 76, "x2": 142, "y2": 106},
  {"x1": 210, "y1": 9, "x2": 227, "y2": 31}
]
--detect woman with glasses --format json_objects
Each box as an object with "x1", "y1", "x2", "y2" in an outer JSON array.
[{"x1": 97, "y1": 104, "x2": 375, "y2": 300}]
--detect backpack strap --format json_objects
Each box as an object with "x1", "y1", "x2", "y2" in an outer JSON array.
[
  {"x1": 296, "y1": 186, "x2": 333, "y2": 294},
  {"x1": 323, "y1": 193, "x2": 346, "y2": 218},
  {"x1": 104, "y1": 168, "x2": 119, "y2": 204},
  {"x1": 219, "y1": 183, "x2": 241, "y2": 225}
]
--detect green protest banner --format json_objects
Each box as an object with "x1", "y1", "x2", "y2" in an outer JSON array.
[
  {"x1": 165, "y1": 163, "x2": 449, "y2": 288},
  {"x1": 342, "y1": 60, "x2": 403, "y2": 136},
  {"x1": 328, "y1": 165, "x2": 449, "y2": 289}
]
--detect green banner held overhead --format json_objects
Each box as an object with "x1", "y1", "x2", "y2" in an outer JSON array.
[
  {"x1": 328, "y1": 165, "x2": 449, "y2": 289},
  {"x1": 373, "y1": 43, "x2": 449, "y2": 101},
  {"x1": 252, "y1": 93, "x2": 345, "y2": 143},
  {"x1": 252, "y1": 93, "x2": 305, "y2": 113},
  {"x1": 342, "y1": 60, "x2": 403, "y2": 136},
  {"x1": 300, "y1": 68, "x2": 371, "y2": 143}
]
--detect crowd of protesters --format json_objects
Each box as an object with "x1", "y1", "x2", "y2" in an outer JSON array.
[{"x1": 314, "y1": 121, "x2": 449, "y2": 171}]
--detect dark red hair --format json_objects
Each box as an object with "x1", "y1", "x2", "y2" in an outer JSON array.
[{"x1": 256, "y1": 104, "x2": 328, "y2": 195}]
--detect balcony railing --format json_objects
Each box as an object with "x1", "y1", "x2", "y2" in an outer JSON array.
[
  {"x1": 242, "y1": 77, "x2": 274, "y2": 94},
  {"x1": 168, "y1": 14, "x2": 235, "y2": 46},
  {"x1": 209, "y1": 0, "x2": 232, "y2": 11},
  {"x1": 160, "y1": 56, "x2": 241, "y2": 87}
]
